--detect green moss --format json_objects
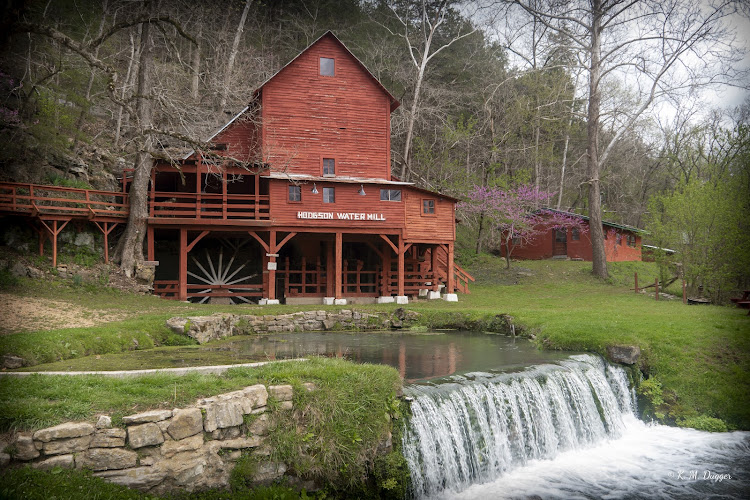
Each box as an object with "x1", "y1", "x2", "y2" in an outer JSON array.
[{"x1": 677, "y1": 415, "x2": 729, "y2": 432}]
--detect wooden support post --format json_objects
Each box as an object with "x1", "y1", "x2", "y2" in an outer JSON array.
[
  {"x1": 147, "y1": 225, "x2": 155, "y2": 262},
  {"x1": 254, "y1": 173, "x2": 260, "y2": 219},
  {"x1": 634, "y1": 272, "x2": 639, "y2": 293},
  {"x1": 682, "y1": 280, "x2": 687, "y2": 304},
  {"x1": 447, "y1": 242, "x2": 455, "y2": 293},
  {"x1": 222, "y1": 169, "x2": 228, "y2": 220},
  {"x1": 51, "y1": 220, "x2": 59, "y2": 268},
  {"x1": 335, "y1": 232, "x2": 343, "y2": 299},
  {"x1": 431, "y1": 245, "x2": 440, "y2": 291},
  {"x1": 39, "y1": 219, "x2": 70, "y2": 268},
  {"x1": 179, "y1": 228, "x2": 187, "y2": 301},
  {"x1": 326, "y1": 240, "x2": 334, "y2": 297},
  {"x1": 268, "y1": 230, "x2": 277, "y2": 301},
  {"x1": 93, "y1": 221, "x2": 120, "y2": 263},
  {"x1": 397, "y1": 234, "x2": 405, "y2": 297},
  {"x1": 655, "y1": 278, "x2": 659, "y2": 301},
  {"x1": 382, "y1": 246, "x2": 391, "y2": 296}
]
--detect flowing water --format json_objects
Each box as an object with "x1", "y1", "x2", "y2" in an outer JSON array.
[{"x1": 402, "y1": 354, "x2": 750, "y2": 499}]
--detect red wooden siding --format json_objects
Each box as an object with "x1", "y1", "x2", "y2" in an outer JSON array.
[
  {"x1": 403, "y1": 190, "x2": 455, "y2": 241},
  {"x1": 260, "y1": 37, "x2": 391, "y2": 179},
  {"x1": 506, "y1": 221, "x2": 642, "y2": 262}
]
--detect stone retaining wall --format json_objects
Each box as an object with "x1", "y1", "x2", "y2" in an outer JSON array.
[
  {"x1": 167, "y1": 309, "x2": 420, "y2": 344},
  {"x1": 0, "y1": 383, "x2": 316, "y2": 494}
]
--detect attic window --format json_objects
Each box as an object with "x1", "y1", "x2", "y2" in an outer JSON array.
[{"x1": 320, "y1": 57, "x2": 335, "y2": 76}]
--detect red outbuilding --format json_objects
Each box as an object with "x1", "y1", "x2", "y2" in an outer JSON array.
[{"x1": 502, "y1": 209, "x2": 644, "y2": 262}]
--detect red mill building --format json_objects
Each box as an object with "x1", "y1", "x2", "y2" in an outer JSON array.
[{"x1": 138, "y1": 32, "x2": 472, "y2": 305}]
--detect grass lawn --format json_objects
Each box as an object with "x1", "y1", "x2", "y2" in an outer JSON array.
[{"x1": 1, "y1": 256, "x2": 748, "y2": 430}]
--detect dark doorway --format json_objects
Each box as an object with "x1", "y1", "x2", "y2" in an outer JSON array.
[{"x1": 553, "y1": 229, "x2": 567, "y2": 256}]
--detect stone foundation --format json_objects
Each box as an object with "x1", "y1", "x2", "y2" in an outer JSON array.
[
  {"x1": 1, "y1": 383, "x2": 303, "y2": 494},
  {"x1": 166, "y1": 309, "x2": 420, "y2": 344}
]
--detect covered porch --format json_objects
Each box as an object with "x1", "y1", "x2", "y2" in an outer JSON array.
[{"x1": 150, "y1": 227, "x2": 466, "y2": 305}]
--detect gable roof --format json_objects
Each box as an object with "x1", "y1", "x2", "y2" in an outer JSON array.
[
  {"x1": 254, "y1": 31, "x2": 400, "y2": 112},
  {"x1": 184, "y1": 31, "x2": 399, "y2": 160},
  {"x1": 539, "y1": 208, "x2": 646, "y2": 234}
]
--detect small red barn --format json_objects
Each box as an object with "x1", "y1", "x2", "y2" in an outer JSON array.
[
  {"x1": 503, "y1": 209, "x2": 644, "y2": 262},
  {"x1": 136, "y1": 31, "x2": 470, "y2": 305}
]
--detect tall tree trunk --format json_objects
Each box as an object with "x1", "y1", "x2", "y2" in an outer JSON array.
[
  {"x1": 119, "y1": 17, "x2": 154, "y2": 277},
  {"x1": 114, "y1": 31, "x2": 137, "y2": 150},
  {"x1": 556, "y1": 91, "x2": 576, "y2": 210},
  {"x1": 587, "y1": 0, "x2": 608, "y2": 278},
  {"x1": 400, "y1": 61, "x2": 426, "y2": 180},
  {"x1": 219, "y1": 0, "x2": 251, "y2": 115}
]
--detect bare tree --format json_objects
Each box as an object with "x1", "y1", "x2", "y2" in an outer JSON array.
[
  {"x1": 511, "y1": 0, "x2": 746, "y2": 278},
  {"x1": 375, "y1": 0, "x2": 481, "y2": 180},
  {"x1": 218, "y1": 0, "x2": 252, "y2": 115}
]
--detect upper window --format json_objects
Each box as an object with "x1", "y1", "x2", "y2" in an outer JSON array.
[
  {"x1": 323, "y1": 187, "x2": 335, "y2": 203},
  {"x1": 616, "y1": 232, "x2": 623, "y2": 245},
  {"x1": 323, "y1": 158, "x2": 335, "y2": 176},
  {"x1": 288, "y1": 185, "x2": 301, "y2": 202},
  {"x1": 320, "y1": 57, "x2": 335, "y2": 76},
  {"x1": 572, "y1": 228, "x2": 580, "y2": 241},
  {"x1": 380, "y1": 189, "x2": 402, "y2": 201},
  {"x1": 627, "y1": 234, "x2": 636, "y2": 247},
  {"x1": 422, "y1": 199, "x2": 435, "y2": 215}
]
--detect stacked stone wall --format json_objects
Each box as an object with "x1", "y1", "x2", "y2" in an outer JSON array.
[
  {"x1": 166, "y1": 309, "x2": 420, "y2": 344},
  {"x1": 1, "y1": 383, "x2": 312, "y2": 494}
]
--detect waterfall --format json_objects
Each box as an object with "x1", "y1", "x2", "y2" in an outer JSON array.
[{"x1": 402, "y1": 354, "x2": 635, "y2": 498}]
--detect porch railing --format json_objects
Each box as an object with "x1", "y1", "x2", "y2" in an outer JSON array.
[
  {"x1": 0, "y1": 182, "x2": 129, "y2": 218},
  {"x1": 149, "y1": 191, "x2": 270, "y2": 220}
]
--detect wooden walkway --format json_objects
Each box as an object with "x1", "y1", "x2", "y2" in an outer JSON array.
[{"x1": 0, "y1": 182, "x2": 129, "y2": 266}]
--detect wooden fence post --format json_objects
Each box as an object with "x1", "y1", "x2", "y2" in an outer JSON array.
[
  {"x1": 655, "y1": 278, "x2": 659, "y2": 301},
  {"x1": 682, "y1": 280, "x2": 687, "y2": 304},
  {"x1": 634, "y1": 272, "x2": 639, "y2": 293}
]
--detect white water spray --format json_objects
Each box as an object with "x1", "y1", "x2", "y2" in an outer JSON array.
[{"x1": 402, "y1": 354, "x2": 749, "y2": 499}]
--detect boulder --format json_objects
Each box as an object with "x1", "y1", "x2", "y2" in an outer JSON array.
[
  {"x1": 33, "y1": 454, "x2": 75, "y2": 470},
  {"x1": 167, "y1": 408, "x2": 203, "y2": 440},
  {"x1": 606, "y1": 345, "x2": 641, "y2": 365},
  {"x1": 95, "y1": 466, "x2": 167, "y2": 490},
  {"x1": 161, "y1": 434, "x2": 204, "y2": 458},
  {"x1": 13, "y1": 434, "x2": 39, "y2": 461},
  {"x1": 127, "y1": 423, "x2": 164, "y2": 449},
  {"x1": 252, "y1": 462, "x2": 287, "y2": 484},
  {"x1": 247, "y1": 414, "x2": 271, "y2": 436},
  {"x1": 166, "y1": 317, "x2": 189, "y2": 336},
  {"x1": 90, "y1": 428, "x2": 127, "y2": 448},
  {"x1": 77, "y1": 448, "x2": 138, "y2": 471},
  {"x1": 203, "y1": 401, "x2": 243, "y2": 432},
  {"x1": 2, "y1": 355, "x2": 25, "y2": 369},
  {"x1": 42, "y1": 435, "x2": 93, "y2": 455},
  {"x1": 268, "y1": 385, "x2": 293, "y2": 402},
  {"x1": 122, "y1": 409, "x2": 172, "y2": 425},
  {"x1": 174, "y1": 314, "x2": 237, "y2": 344},
  {"x1": 96, "y1": 415, "x2": 112, "y2": 429}
]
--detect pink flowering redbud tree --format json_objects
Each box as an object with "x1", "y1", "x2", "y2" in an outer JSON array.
[{"x1": 459, "y1": 184, "x2": 588, "y2": 268}]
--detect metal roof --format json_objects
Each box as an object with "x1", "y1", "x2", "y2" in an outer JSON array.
[{"x1": 539, "y1": 208, "x2": 647, "y2": 234}]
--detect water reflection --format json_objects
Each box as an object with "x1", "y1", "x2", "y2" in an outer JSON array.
[{"x1": 211, "y1": 332, "x2": 573, "y2": 383}]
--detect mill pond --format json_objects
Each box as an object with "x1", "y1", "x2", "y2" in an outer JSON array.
[{"x1": 18, "y1": 330, "x2": 750, "y2": 499}]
